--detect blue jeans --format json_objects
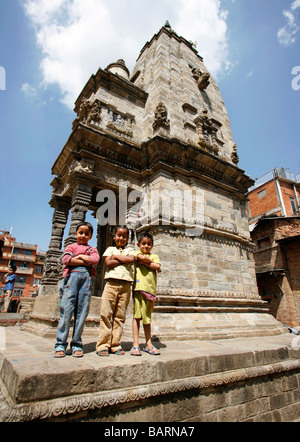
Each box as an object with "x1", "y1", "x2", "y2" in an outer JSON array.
[{"x1": 55, "y1": 267, "x2": 93, "y2": 351}]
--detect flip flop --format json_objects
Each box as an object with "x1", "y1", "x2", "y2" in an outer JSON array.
[
  {"x1": 97, "y1": 349, "x2": 109, "y2": 357},
  {"x1": 142, "y1": 345, "x2": 160, "y2": 355},
  {"x1": 113, "y1": 348, "x2": 125, "y2": 355},
  {"x1": 130, "y1": 346, "x2": 142, "y2": 356}
]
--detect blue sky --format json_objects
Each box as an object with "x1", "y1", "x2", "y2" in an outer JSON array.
[{"x1": 0, "y1": 0, "x2": 300, "y2": 251}]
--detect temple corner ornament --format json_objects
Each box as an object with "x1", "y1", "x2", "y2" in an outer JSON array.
[
  {"x1": 231, "y1": 142, "x2": 240, "y2": 165},
  {"x1": 190, "y1": 66, "x2": 211, "y2": 91},
  {"x1": 72, "y1": 97, "x2": 102, "y2": 130},
  {"x1": 153, "y1": 102, "x2": 170, "y2": 132}
]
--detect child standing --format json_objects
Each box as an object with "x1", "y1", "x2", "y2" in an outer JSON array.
[
  {"x1": 54, "y1": 222, "x2": 99, "y2": 358},
  {"x1": 1, "y1": 266, "x2": 17, "y2": 313},
  {"x1": 131, "y1": 232, "x2": 161, "y2": 356},
  {"x1": 96, "y1": 225, "x2": 135, "y2": 356}
]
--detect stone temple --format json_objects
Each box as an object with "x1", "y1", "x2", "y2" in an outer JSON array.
[
  {"x1": 33, "y1": 22, "x2": 281, "y2": 340},
  {"x1": 4, "y1": 23, "x2": 300, "y2": 423}
]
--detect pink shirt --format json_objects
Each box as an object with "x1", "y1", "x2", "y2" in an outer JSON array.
[{"x1": 62, "y1": 243, "x2": 100, "y2": 277}]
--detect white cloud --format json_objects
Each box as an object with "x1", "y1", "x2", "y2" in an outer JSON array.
[
  {"x1": 23, "y1": 0, "x2": 231, "y2": 109},
  {"x1": 277, "y1": 0, "x2": 300, "y2": 46},
  {"x1": 21, "y1": 82, "x2": 37, "y2": 98}
]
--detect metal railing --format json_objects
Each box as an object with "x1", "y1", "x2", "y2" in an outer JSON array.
[{"x1": 250, "y1": 168, "x2": 300, "y2": 190}]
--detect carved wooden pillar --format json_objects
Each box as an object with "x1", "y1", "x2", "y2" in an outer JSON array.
[
  {"x1": 93, "y1": 224, "x2": 110, "y2": 296},
  {"x1": 41, "y1": 197, "x2": 70, "y2": 294},
  {"x1": 64, "y1": 183, "x2": 93, "y2": 247}
]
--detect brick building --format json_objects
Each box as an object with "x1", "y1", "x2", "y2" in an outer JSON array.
[
  {"x1": 251, "y1": 216, "x2": 300, "y2": 327},
  {"x1": 246, "y1": 168, "x2": 300, "y2": 229},
  {"x1": 0, "y1": 230, "x2": 46, "y2": 312},
  {"x1": 247, "y1": 168, "x2": 300, "y2": 327}
]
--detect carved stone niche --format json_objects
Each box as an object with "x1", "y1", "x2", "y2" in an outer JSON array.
[
  {"x1": 72, "y1": 97, "x2": 101, "y2": 130},
  {"x1": 190, "y1": 65, "x2": 210, "y2": 91},
  {"x1": 106, "y1": 108, "x2": 134, "y2": 138},
  {"x1": 194, "y1": 109, "x2": 222, "y2": 155},
  {"x1": 153, "y1": 102, "x2": 170, "y2": 132}
]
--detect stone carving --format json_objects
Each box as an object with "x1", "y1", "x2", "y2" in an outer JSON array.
[
  {"x1": 3, "y1": 358, "x2": 300, "y2": 421},
  {"x1": 106, "y1": 109, "x2": 133, "y2": 137},
  {"x1": 69, "y1": 159, "x2": 95, "y2": 176},
  {"x1": 88, "y1": 99, "x2": 102, "y2": 125},
  {"x1": 42, "y1": 255, "x2": 62, "y2": 282},
  {"x1": 191, "y1": 67, "x2": 210, "y2": 91},
  {"x1": 72, "y1": 98, "x2": 101, "y2": 130},
  {"x1": 153, "y1": 102, "x2": 170, "y2": 131},
  {"x1": 194, "y1": 109, "x2": 221, "y2": 155},
  {"x1": 231, "y1": 143, "x2": 239, "y2": 165}
]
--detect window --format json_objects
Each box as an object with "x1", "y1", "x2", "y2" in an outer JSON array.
[
  {"x1": 258, "y1": 189, "x2": 267, "y2": 199},
  {"x1": 257, "y1": 237, "x2": 271, "y2": 249},
  {"x1": 16, "y1": 276, "x2": 26, "y2": 284},
  {"x1": 23, "y1": 250, "x2": 32, "y2": 256},
  {"x1": 19, "y1": 262, "x2": 29, "y2": 269},
  {"x1": 290, "y1": 197, "x2": 297, "y2": 215},
  {"x1": 35, "y1": 265, "x2": 43, "y2": 273}
]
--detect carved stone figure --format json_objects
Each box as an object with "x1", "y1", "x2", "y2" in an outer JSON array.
[
  {"x1": 69, "y1": 159, "x2": 95, "y2": 175},
  {"x1": 88, "y1": 100, "x2": 101, "y2": 125},
  {"x1": 153, "y1": 102, "x2": 170, "y2": 131},
  {"x1": 191, "y1": 67, "x2": 210, "y2": 91},
  {"x1": 72, "y1": 97, "x2": 93, "y2": 129},
  {"x1": 194, "y1": 109, "x2": 220, "y2": 154},
  {"x1": 231, "y1": 143, "x2": 239, "y2": 165}
]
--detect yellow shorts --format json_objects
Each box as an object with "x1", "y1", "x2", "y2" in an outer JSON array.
[{"x1": 133, "y1": 291, "x2": 154, "y2": 325}]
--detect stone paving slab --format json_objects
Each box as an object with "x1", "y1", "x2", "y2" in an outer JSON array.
[{"x1": 0, "y1": 325, "x2": 299, "y2": 421}]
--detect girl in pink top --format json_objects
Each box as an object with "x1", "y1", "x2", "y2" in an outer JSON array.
[{"x1": 54, "y1": 222, "x2": 99, "y2": 358}]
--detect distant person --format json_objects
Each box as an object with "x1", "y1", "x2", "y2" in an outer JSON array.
[
  {"x1": 131, "y1": 232, "x2": 161, "y2": 356},
  {"x1": 1, "y1": 266, "x2": 16, "y2": 313},
  {"x1": 54, "y1": 222, "x2": 100, "y2": 358},
  {"x1": 96, "y1": 225, "x2": 135, "y2": 356}
]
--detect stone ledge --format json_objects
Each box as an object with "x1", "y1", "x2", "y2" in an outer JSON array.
[{"x1": 0, "y1": 328, "x2": 299, "y2": 422}]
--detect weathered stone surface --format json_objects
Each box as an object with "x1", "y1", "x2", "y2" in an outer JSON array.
[{"x1": 2, "y1": 328, "x2": 300, "y2": 422}]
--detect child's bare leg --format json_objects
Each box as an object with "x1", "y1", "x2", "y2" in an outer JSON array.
[
  {"x1": 132, "y1": 318, "x2": 140, "y2": 347},
  {"x1": 143, "y1": 323, "x2": 160, "y2": 355},
  {"x1": 143, "y1": 323, "x2": 152, "y2": 348},
  {"x1": 131, "y1": 318, "x2": 142, "y2": 356}
]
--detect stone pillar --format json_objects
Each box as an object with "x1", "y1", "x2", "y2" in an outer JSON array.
[
  {"x1": 64, "y1": 183, "x2": 93, "y2": 247},
  {"x1": 40, "y1": 197, "x2": 70, "y2": 295}
]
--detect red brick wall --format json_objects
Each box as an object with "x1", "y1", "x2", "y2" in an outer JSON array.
[
  {"x1": 247, "y1": 180, "x2": 280, "y2": 220},
  {"x1": 283, "y1": 239, "x2": 300, "y2": 324},
  {"x1": 280, "y1": 181, "x2": 299, "y2": 216}
]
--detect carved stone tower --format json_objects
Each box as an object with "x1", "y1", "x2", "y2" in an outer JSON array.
[{"x1": 28, "y1": 23, "x2": 283, "y2": 339}]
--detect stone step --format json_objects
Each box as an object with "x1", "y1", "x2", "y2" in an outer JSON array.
[{"x1": 1, "y1": 328, "x2": 300, "y2": 422}]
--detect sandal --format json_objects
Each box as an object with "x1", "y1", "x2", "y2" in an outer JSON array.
[
  {"x1": 72, "y1": 347, "x2": 84, "y2": 358},
  {"x1": 97, "y1": 349, "x2": 109, "y2": 357},
  {"x1": 130, "y1": 346, "x2": 142, "y2": 356},
  {"x1": 142, "y1": 345, "x2": 160, "y2": 355},
  {"x1": 113, "y1": 348, "x2": 125, "y2": 355},
  {"x1": 54, "y1": 347, "x2": 65, "y2": 358}
]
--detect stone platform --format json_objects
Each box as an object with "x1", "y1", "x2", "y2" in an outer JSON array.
[
  {"x1": 1, "y1": 326, "x2": 300, "y2": 422},
  {"x1": 0, "y1": 313, "x2": 26, "y2": 327}
]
